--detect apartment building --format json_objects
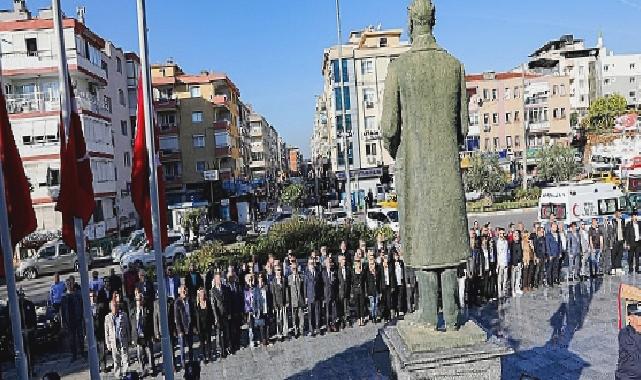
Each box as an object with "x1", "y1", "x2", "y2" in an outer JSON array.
[
  {"x1": 288, "y1": 147, "x2": 302, "y2": 176},
  {"x1": 466, "y1": 71, "x2": 572, "y2": 156},
  {"x1": 151, "y1": 61, "x2": 242, "y2": 204},
  {"x1": 315, "y1": 26, "x2": 410, "y2": 193},
  {"x1": 248, "y1": 108, "x2": 282, "y2": 181},
  {"x1": 237, "y1": 101, "x2": 252, "y2": 179},
  {"x1": 601, "y1": 52, "x2": 641, "y2": 107},
  {"x1": 528, "y1": 34, "x2": 604, "y2": 119},
  {"x1": 0, "y1": 2, "x2": 136, "y2": 238}
]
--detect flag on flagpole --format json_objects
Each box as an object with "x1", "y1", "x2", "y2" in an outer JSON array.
[
  {"x1": 132, "y1": 74, "x2": 168, "y2": 249},
  {"x1": 55, "y1": 78, "x2": 95, "y2": 250},
  {"x1": 0, "y1": 88, "x2": 37, "y2": 277}
]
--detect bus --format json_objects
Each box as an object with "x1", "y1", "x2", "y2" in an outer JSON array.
[{"x1": 538, "y1": 181, "x2": 627, "y2": 225}]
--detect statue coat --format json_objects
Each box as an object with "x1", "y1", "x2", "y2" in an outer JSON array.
[{"x1": 382, "y1": 36, "x2": 470, "y2": 269}]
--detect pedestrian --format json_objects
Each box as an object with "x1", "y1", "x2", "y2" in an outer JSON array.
[
  {"x1": 185, "y1": 263, "x2": 204, "y2": 302},
  {"x1": 304, "y1": 257, "x2": 322, "y2": 336},
  {"x1": 123, "y1": 262, "x2": 139, "y2": 303},
  {"x1": 589, "y1": 218, "x2": 604, "y2": 277},
  {"x1": 322, "y1": 258, "x2": 338, "y2": 332},
  {"x1": 252, "y1": 274, "x2": 271, "y2": 346},
  {"x1": 210, "y1": 273, "x2": 230, "y2": 357},
  {"x1": 392, "y1": 250, "x2": 406, "y2": 314},
  {"x1": 287, "y1": 262, "x2": 305, "y2": 338},
  {"x1": 105, "y1": 299, "x2": 130, "y2": 378},
  {"x1": 351, "y1": 260, "x2": 366, "y2": 327},
  {"x1": 89, "y1": 289, "x2": 108, "y2": 372},
  {"x1": 107, "y1": 268, "x2": 123, "y2": 296},
  {"x1": 226, "y1": 271, "x2": 243, "y2": 353},
  {"x1": 270, "y1": 265, "x2": 288, "y2": 339},
  {"x1": 365, "y1": 260, "x2": 380, "y2": 322},
  {"x1": 625, "y1": 213, "x2": 641, "y2": 274},
  {"x1": 132, "y1": 290, "x2": 155, "y2": 376},
  {"x1": 579, "y1": 222, "x2": 591, "y2": 280},
  {"x1": 18, "y1": 290, "x2": 36, "y2": 376},
  {"x1": 510, "y1": 230, "x2": 523, "y2": 296},
  {"x1": 496, "y1": 229, "x2": 509, "y2": 299},
  {"x1": 521, "y1": 230, "x2": 534, "y2": 292},
  {"x1": 195, "y1": 288, "x2": 213, "y2": 362},
  {"x1": 89, "y1": 270, "x2": 104, "y2": 293},
  {"x1": 613, "y1": 210, "x2": 627, "y2": 275},
  {"x1": 603, "y1": 217, "x2": 615, "y2": 276},
  {"x1": 175, "y1": 285, "x2": 194, "y2": 370},
  {"x1": 533, "y1": 227, "x2": 547, "y2": 288},
  {"x1": 244, "y1": 274, "x2": 256, "y2": 348},
  {"x1": 545, "y1": 223, "x2": 562, "y2": 286},
  {"x1": 136, "y1": 269, "x2": 155, "y2": 310},
  {"x1": 557, "y1": 223, "x2": 568, "y2": 282},
  {"x1": 60, "y1": 277, "x2": 84, "y2": 361},
  {"x1": 616, "y1": 312, "x2": 641, "y2": 379},
  {"x1": 49, "y1": 273, "x2": 65, "y2": 313},
  {"x1": 567, "y1": 223, "x2": 582, "y2": 282},
  {"x1": 337, "y1": 254, "x2": 352, "y2": 327}
]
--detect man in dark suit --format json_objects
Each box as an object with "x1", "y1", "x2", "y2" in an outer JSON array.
[
  {"x1": 174, "y1": 285, "x2": 194, "y2": 369},
  {"x1": 210, "y1": 273, "x2": 231, "y2": 357},
  {"x1": 184, "y1": 263, "x2": 204, "y2": 301},
  {"x1": 89, "y1": 289, "x2": 109, "y2": 372},
  {"x1": 226, "y1": 271, "x2": 243, "y2": 353},
  {"x1": 133, "y1": 291, "x2": 156, "y2": 376},
  {"x1": 612, "y1": 210, "x2": 627, "y2": 274},
  {"x1": 625, "y1": 213, "x2": 641, "y2": 274},
  {"x1": 337, "y1": 254, "x2": 352, "y2": 328},
  {"x1": 107, "y1": 268, "x2": 123, "y2": 297},
  {"x1": 322, "y1": 259, "x2": 338, "y2": 332},
  {"x1": 304, "y1": 257, "x2": 323, "y2": 336}
]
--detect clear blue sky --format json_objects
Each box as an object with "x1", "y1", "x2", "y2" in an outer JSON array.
[{"x1": 16, "y1": 0, "x2": 641, "y2": 156}]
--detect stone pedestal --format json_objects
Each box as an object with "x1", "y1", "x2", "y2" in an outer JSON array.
[{"x1": 381, "y1": 321, "x2": 513, "y2": 380}]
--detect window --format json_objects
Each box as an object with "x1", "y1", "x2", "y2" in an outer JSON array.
[
  {"x1": 630, "y1": 91, "x2": 637, "y2": 99},
  {"x1": 504, "y1": 87, "x2": 511, "y2": 100},
  {"x1": 379, "y1": 37, "x2": 388, "y2": 47},
  {"x1": 160, "y1": 136, "x2": 179, "y2": 151},
  {"x1": 604, "y1": 65, "x2": 609, "y2": 72},
  {"x1": 363, "y1": 88, "x2": 375, "y2": 108},
  {"x1": 215, "y1": 131, "x2": 230, "y2": 148},
  {"x1": 101, "y1": 60, "x2": 108, "y2": 78},
  {"x1": 192, "y1": 111, "x2": 203, "y2": 123},
  {"x1": 361, "y1": 59, "x2": 374, "y2": 75},
  {"x1": 560, "y1": 108, "x2": 566, "y2": 118},
  {"x1": 119, "y1": 89, "x2": 125, "y2": 106},
  {"x1": 484, "y1": 138, "x2": 490, "y2": 150},
  {"x1": 483, "y1": 113, "x2": 490, "y2": 125},
  {"x1": 365, "y1": 143, "x2": 377, "y2": 156},
  {"x1": 46, "y1": 168, "x2": 60, "y2": 186},
  {"x1": 334, "y1": 87, "x2": 351, "y2": 111},
  {"x1": 631, "y1": 63, "x2": 636, "y2": 70},
  {"x1": 505, "y1": 113, "x2": 512, "y2": 124},
  {"x1": 192, "y1": 134, "x2": 205, "y2": 148},
  {"x1": 483, "y1": 89, "x2": 490, "y2": 100},
  {"x1": 365, "y1": 116, "x2": 377, "y2": 130},
  {"x1": 491, "y1": 88, "x2": 498, "y2": 100},
  {"x1": 123, "y1": 152, "x2": 131, "y2": 167},
  {"x1": 196, "y1": 161, "x2": 206, "y2": 173},
  {"x1": 159, "y1": 113, "x2": 176, "y2": 128},
  {"x1": 514, "y1": 86, "x2": 520, "y2": 99},
  {"x1": 493, "y1": 137, "x2": 500, "y2": 150},
  {"x1": 559, "y1": 85, "x2": 566, "y2": 96},
  {"x1": 116, "y1": 57, "x2": 122, "y2": 73},
  {"x1": 469, "y1": 113, "x2": 479, "y2": 126},
  {"x1": 604, "y1": 78, "x2": 611, "y2": 85},
  {"x1": 121, "y1": 120, "x2": 128, "y2": 136},
  {"x1": 631, "y1": 77, "x2": 636, "y2": 84},
  {"x1": 579, "y1": 66, "x2": 585, "y2": 75},
  {"x1": 336, "y1": 114, "x2": 352, "y2": 133},
  {"x1": 506, "y1": 136, "x2": 512, "y2": 148},
  {"x1": 25, "y1": 38, "x2": 38, "y2": 56},
  {"x1": 332, "y1": 59, "x2": 349, "y2": 83},
  {"x1": 515, "y1": 135, "x2": 521, "y2": 148},
  {"x1": 190, "y1": 86, "x2": 200, "y2": 98},
  {"x1": 579, "y1": 80, "x2": 585, "y2": 89},
  {"x1": 103, "y1": 96, "x2": 112, "y2": 113},
  {"x1": 492, "y1": 113, "x2": 498, "y2": 125},
  {"x1": 552, "y1": 85, "x2": 559, "y2": 95}
]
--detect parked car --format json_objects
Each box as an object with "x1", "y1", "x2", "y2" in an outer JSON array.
[
  {"x1": 256, "y1": 212, "x2": 292, "y2": 234},
  {"x1": 16, "y1": 240, "x2": 92, "y2": 280},
  {"x1": 203, "y1": 221, "x2": 247, "y2": 244},
  {"x1": 120, "y1": 234, "x2": 186, "y2": 270},
  {"x1": 111, "y1": 229, "x2": 145, "y2": 263},
  {"x1": 366, "y1": 208, "x2": 399, "y2": 232},
  {"x1": 325, "y1": 210, "x2": 348, "y2": 227}
]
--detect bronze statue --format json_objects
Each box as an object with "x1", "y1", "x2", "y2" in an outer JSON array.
[{"x1": 382, "y1": 0, "x2": 469, "y2": 330}]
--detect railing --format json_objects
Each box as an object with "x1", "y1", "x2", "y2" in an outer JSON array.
[
  {"x1": 216, "y1": 146, "x2": 232, "y2": 157},
  {"x1": 5, "y1": 91, "x2": 107, "y2": 115},
  {"x1": 213, "y1": 120, "x2": 230, "y2": 130},
  {"x1": 528, "y1": 122, "x2": 550, "y2": 133}
]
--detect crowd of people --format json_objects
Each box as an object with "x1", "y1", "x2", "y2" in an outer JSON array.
[
  {"x1": 25, "y1": 210, "x2": 641, "y2": 378},
  {"x1": 44, "y1": 237, "x2": 418, "y2": 378}
]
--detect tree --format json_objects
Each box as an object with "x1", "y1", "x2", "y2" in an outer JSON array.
[
  {"x1": 536, "y1": 144, "x2": 580, "y2": 183},
  {"x1": 584, "y1": 94, "x2": 628, "y2": 134},
  {"x1": 464, "y1": 153, "x2": 507, "y2": 196},
  {"x1": 280, "y1": 183, "x2": 305, "y2": 208}
]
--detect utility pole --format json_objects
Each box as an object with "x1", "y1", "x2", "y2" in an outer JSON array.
[
  {"x1": 522, "y1": 63, "x2": 529, "y2": 191},
  {"x1": 335, "y1": 0, "x2": 353, "y2": 219}
]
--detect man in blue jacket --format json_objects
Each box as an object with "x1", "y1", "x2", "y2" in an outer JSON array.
[
  {"x1": 616, "y1": 311, "x2": 641, "y2": 379},
  {"x1": 304, "y1": 257, "x2": 323, "y2": 336},
  {"x1": 545, "y1": 223, "x2": 561, "y2": 287}
]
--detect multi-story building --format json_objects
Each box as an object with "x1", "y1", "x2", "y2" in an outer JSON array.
[
  {"x1": 288, "y1": 147, "x2": 302, "y2": 176},
  {"x1": 150, "y1": 61, "x2": 242, "y2": 204},
  {"x1": 600, "y1": 51, "x2": 641, "y2": 107},
  {"x1": 466, "y1": 71, "x2": 572, "y2": 156},
  {"x1": 528, "y1": 34, "x2": 604, "y2": 119},
  {"x1": 315, "y1": 26, "x2": 410, "y2": 193},
  {"x1": 0, "y1": 2, "x2": 136, "y2": 238},
  {"x1": 248, "y1": 107, "x2": 283, "y2": 182},
  {"x1": 237, "y1": 101, "x2": 252, "y2": 179}
]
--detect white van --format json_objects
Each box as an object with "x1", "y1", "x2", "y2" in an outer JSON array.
[{"x1": 366, "y1": 208, "x2": 399, "y2": 232}]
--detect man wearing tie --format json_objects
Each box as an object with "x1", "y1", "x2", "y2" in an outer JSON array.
[
  {"x1": 322, "y1": 259, "x2": 338, "y2": 332},
  {"x1": 625, "y1": 213, "x2": 641, "y2": 274},
  {"x1": 613, "y1": 210, "x2": 627, "y2": 275}
]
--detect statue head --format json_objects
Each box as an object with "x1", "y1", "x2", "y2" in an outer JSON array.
[{"x1": 408, "y1": 0, "x2": 435, "y2": 42}]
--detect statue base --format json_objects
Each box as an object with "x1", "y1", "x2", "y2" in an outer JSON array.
[{"x1": 381, "y1": 320, "x2": 513, "y2": 380}]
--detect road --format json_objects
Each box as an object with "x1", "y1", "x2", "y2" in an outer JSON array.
[{"x1": 2, "y1": 209, "x2": 538, "y2": 304}]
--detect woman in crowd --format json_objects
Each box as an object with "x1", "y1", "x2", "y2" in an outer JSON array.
[
  {"x1": 522, "y1": 230, "x2": 534, "y2": 292},
  {"x1": 195, "y1": 288, "x2": 213, "y2": 362},
  {"x1": 351, "y1": 259, "x2": 366, "y2": 326}
]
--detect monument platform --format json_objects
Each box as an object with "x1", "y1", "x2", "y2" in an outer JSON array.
[{"x1": 382, "y1": 321, "x2": 513, "y2": 380}]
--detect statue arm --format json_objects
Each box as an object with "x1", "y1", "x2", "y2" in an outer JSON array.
[
  {"x1": 381, "y1": 64, "x2": 401, "y2": 159},
  {"x1": 459, "y1": 63, "x2": 469, "y2": 146}
]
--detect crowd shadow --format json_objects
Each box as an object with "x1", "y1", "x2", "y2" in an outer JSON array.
[{"x1": 471, "y1": 278, "x2": 602, "y2": 380}]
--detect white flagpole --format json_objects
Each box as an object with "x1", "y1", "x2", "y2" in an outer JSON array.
[
  {"x1": 0, "y1": 32, "x2": 30, "y2": 380},
  {"x1": 52, "y1": 1, "x2": 100, "y2": 379},
  {"x1": 136, "y1": 0, "x2": 175, "y2": 377}
]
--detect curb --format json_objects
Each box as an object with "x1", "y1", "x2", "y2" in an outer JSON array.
[{"x1": 467, "y1": 207, "x2": 537, "y2": 217}]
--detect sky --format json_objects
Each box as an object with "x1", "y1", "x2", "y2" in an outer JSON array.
[{"x1": 14, "y1": 0, "x2": 641, "y2": 157}]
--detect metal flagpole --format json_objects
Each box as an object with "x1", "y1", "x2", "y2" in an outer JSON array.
[
  {"x1": 51, "y1": 1, "x2": 100, "y2": 379},
  {"x1": 521, "y1": 63, "x2": 529, "y2": 192},
  {"x1": 335, "y1": 0, "x2": 353, "y2": 219},
  {"x1": 0, "y1": 32, "x2": 30, "y2": 380},
  {"x1": 136, "y1": 0, "x2": 174, "y2": 377}
]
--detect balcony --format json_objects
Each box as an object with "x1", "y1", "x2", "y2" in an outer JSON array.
[
  {"x1": 159, "y1": 124, "x2": 178, "y2": 135},
  {"x1": 213, "y1": 119, "x2": 230, "y2": 131},
  {"x1": 211, "y1": 95, "x2": 230, "y2": 108},
  {"x1": 250, "y1": 128, "x2": 262, "y2": 137},
  {"x1": 5, "y1": 91, "x2": 108, "y2": 116},
  {"x1": 164, "y1": 175, "x2": 183, "y2": 186},
  {"x1": 528, "y1": 122, "x2": 550, "y2": 133},
  {"x1": 154, "y1": 98, "x2": 178, "y2": 110},
  {"x1": 363, "y1": 130, "x2": 380, "y2": 141},
  {"x1": 216, "y1": 145, "x2": 232, "y2": 157},
  {"x1": 159, "y1": 149, "x2": 181, "y2": 161},
  {"x1": 468, "y1": 124, "x2": 481, "y2": 136}
]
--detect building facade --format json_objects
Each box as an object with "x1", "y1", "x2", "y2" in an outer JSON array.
[
  {"x1": 0, "y1": 3, "x2": 136, "y2": 238},
  {"x1": 151, "y1": 61, "x2": 242, "y2": 204},
  {"x1": 314, "y1": 26, "x2": 410, "y2": 194},
  {"x1": 600, "y1": 52, "x2": 641, "y2": 107}
]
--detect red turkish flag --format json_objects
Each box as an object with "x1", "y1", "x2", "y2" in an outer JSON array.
[
  {"x1": 0, "y1": 88, "x2": 37, "y2": 277},
  {"x1": 131, "y1": 74, "x2": 168, "y2": 249},
  {"x1": 55, "y1": 78, "x2": 95, "y2": 250}
]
